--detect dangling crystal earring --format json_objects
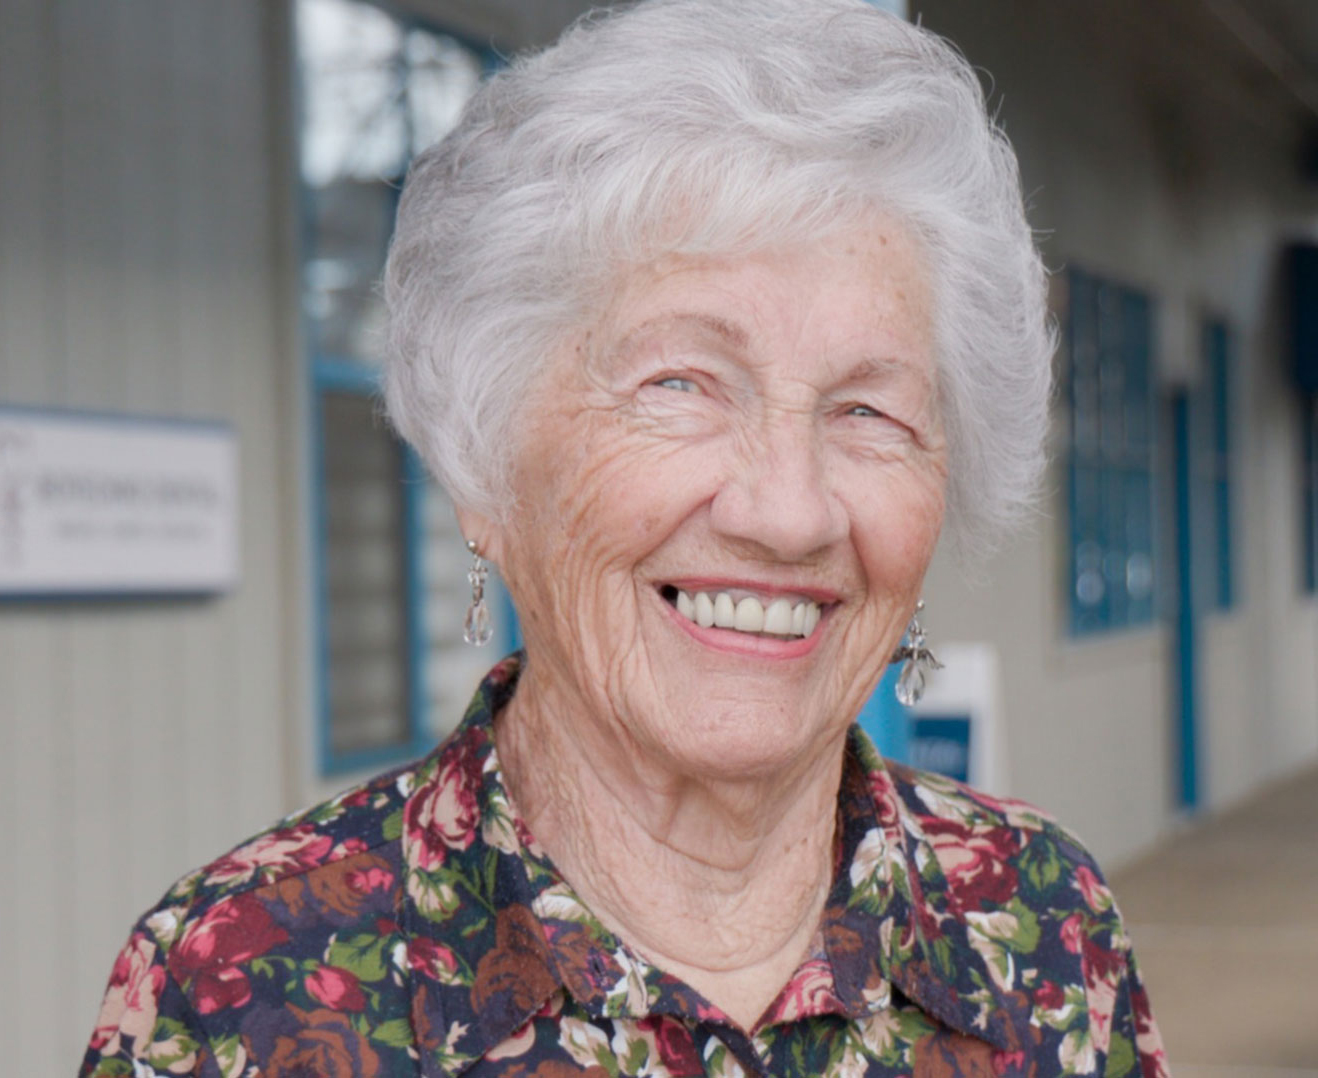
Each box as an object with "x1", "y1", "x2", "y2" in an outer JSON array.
[
  {"x1": 463, "y1": 539, "x2": 493, "y2": 647},
  {"x1": 890, "y1": 600, "x2": 942, "y2": 706}
]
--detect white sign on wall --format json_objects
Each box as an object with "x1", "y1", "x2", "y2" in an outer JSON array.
[
  {"x1": 908, "y1": 643, "x2": 1009, "y2": 795},
  {"x1": 0, "y1": 407, "x2": 239, "y2": 596}
]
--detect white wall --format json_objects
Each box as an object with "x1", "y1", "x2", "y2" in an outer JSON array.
[
  {"x1": 0, "y1": 1, "x2": 302, "y2": 1072},
  {"x1": 916, "y1": 0, "x2": 1318, "y2": 866}
]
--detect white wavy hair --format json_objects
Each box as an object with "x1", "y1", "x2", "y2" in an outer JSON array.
[{"x1": 383, "y1": 0, "x2": 1054, "y2": 561}]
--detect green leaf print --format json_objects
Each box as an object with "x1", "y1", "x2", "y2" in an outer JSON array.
[
  {"x1": 790, "y1": 1035, "x2": 810, "y2": 1073},
  {"x1": 89, "y1": 1061, "x2": 135, "y2": 1077},
  {"x1": 143, "y1": 1016, "x2": 201, "y2": 1069},
  {"x1": 210, "y1": 1033, "x2": 247, "y2": 1078},
  {"x1": 1002, "y1": 897, "x2": 1041, "y2": 952},
  {"x1": 327, "y1": 933, "x2": 391, "y2": 982},
  {"x1": 1021, "y1": 839, "x2": 1063, "y2": 892},
  {"x1": 1105, "y1": 1031, "x2": 1136, "y2": 1077},
  {"x1": 623, "y1": 1035, "x2": 649, "y2": 1075},
  {"x1": 372, "y1": 1018, "x2": 415, "y2": 1048},
  {"x1": 597, "y1": 1041, "x2": 621, "y2": 1078}
]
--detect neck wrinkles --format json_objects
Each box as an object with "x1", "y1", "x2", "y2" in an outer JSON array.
[{"x1": 493, "y1": 656, "x2": 846, "y2": 981}]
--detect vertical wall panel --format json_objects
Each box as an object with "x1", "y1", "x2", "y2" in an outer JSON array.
[
  {"x1": 0, "y1": 0, "x2": 75, "y2": 1071},
  {"x1": 3, "y1": 613, "x2": 70, "y2": 1077},
  {"x1": 0, "y1": 0, "x2": 298, "y2": 1071},
  {"x1": 0, "y1": 0, "x2": 61, "y2": 403}
]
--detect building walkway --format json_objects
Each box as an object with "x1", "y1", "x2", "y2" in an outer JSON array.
[{"x1": 1110, "y1": 765, "x2": 1318, "y2": 1076}]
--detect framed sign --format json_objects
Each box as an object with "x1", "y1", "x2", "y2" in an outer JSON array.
[
  {"x1": 908, "y1": 642, "x2": 1009, "y2": 793},
  {"x1": 908, "y1": 715, "x2": 973, "y2": 783},
  {"x1": 0, "y1": 406, "x2": 239, "y2": 597}
]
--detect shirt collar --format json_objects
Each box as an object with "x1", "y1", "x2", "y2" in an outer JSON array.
[
  {"x1": 823, "y1": 727, "x2": 1032, "y2": 1053},
  {"x1": 400, "y1": 655, "x2": 1029, "y2": 1073}
]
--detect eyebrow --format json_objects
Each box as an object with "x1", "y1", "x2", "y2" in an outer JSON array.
[
  {"x1": 835, "y1": 355, "x2": 936, "y2": 396},
  {"x1": 612, "y1": 312, "x2": 750, "y2": 357}
]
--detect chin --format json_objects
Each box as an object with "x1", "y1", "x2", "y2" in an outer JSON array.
[{"x1": 648, "y1": 699, "x2": 838, "y2": 782}]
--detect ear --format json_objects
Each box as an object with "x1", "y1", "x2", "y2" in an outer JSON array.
[{"x1": 455, "y1": 506, "x2": 506, "y2": 567}]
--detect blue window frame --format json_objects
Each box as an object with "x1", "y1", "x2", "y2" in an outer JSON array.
[
  {"x1": 310, "y1": 361, "x2": 428, "y2": 771},
  {"x1": 1195, "y1": 319, "x2": 1235, "y2": 611},
  {"x1": 1065, "y1": 269, "x2": 1157, "y2": 636},
  {"x1": 297, "y1": 0, "x2": 506, "y2": 774}
]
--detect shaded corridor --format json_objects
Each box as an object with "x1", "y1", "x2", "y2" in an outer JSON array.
[{"x1": 1111, "y1": 765, "x2": 1318, "y2": 1075}]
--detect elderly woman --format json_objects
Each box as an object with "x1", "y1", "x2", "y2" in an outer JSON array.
[{"x1": 83, "y1": 1, "x2": 1166, "y2": 1076}]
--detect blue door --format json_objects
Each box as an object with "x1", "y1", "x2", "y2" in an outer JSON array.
[{"x1": 1168, "y1": 390, "x2": 1199, "y2": 810}]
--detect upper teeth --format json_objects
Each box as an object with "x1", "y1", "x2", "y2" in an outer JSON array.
[{"x1": 672, "y1": 589, "x2": 821, "y2": 638}]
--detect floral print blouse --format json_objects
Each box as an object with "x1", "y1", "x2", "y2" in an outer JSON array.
[{"x1": 83, "y1": 654, "x2": 1167, "y2": 1078}]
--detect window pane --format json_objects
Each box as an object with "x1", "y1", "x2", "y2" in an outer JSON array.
[
  {"x1": 1066, "y1": 269, "x2": 1156, "y2": 636},
  {"x1": 297, "y1": 0, "x2": 493, "y2": 773},
  {"x1": 321, "y1": 390, "x2": 410, "y2": 756},
  {"x1": 297, "y1": 0, "x2": 482, "y2": 364}
]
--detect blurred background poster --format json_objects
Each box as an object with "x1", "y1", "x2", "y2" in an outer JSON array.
[{"x1": 0, "y1": 407, "x2": 238, "y2": 596}]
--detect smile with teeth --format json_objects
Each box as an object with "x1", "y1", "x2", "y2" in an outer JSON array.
[{"x1": 662, "y1": 586, "x2": 823, "y2": 639}]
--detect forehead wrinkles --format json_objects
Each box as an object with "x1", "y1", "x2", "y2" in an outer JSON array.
[{"x1": 582, "y1": 225, "x2": 936, "y2": 386}]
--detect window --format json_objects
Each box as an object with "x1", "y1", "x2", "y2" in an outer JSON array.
[
  {"x1": 1194, "y1": 319, "x2": 1235, "y2": 611},
  {"x1": 297, "y1": 0, "x2": 508, "y2": 773},
  {"x1": 316, "y1": 384, "x2": 417, "y2": 761},
  {"x1": 1065, "y1": 269, "x2": 1157, "y2": 636}
]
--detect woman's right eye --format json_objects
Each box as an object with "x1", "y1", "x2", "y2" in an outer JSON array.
[{"x1": 654, "y1": 376, "x2": 701, "y2": 394}]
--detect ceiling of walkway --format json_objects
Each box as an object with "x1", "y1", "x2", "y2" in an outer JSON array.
[
  {"x1": 398, "y1": 0, "x2": 1318, "y2": 134},
  {"x1": 1189, "y1": 0, "x2": 1318, "y2": 121}
]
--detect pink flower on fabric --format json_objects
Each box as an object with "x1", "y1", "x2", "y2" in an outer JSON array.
[
  {"x1": 484, "y1": 654, "x2": 519, "y2": 687},
  {"x1": 195, "y1": 965, "x2": 255, "y2": 1014},
  {"x1": 866, "y1": 766, "x2": 903, "y2": 829},
  {"x1": 922, "y1": 817, "x2": 1022, "y2": 913},
  {"x1": 89, "y1": 933, "x2": 165, "y2": 1055},
  {"x1": 637, "y1": 1015, "x2": 703, "y2": 1077},
  {"x1": 408, "y1": 936, "x2": 462, "y2": 983},
  {"x1": 1082, "y1": 928, "x2": 1123, "y2": 983},
  {"x1": 204, "y1": 824, "x2": 334, "y2": 886},
  {"x1": 345, "y1": 865, "x2": 395, "y2": 895},
  {"x1": 1080, "y1": 933, "x2": 1124, "y2": 1059},
  {"x1": 341, "y1": 787, "x2": 373, "y2": 809},
  {"x1": 1034, "y1": 979, "x2": 1064, "y2": 1011},
  {"x1": 764, "y1": 958, "x2": 845, "y2": 1024},
  {"x1": 993, "y1": 1049, "x2": 1027, "y2": 1073},
  {"x1": 172, "y1": 894, "x2": 289, "y2": 1014},
  {"x1": 1073, "y1": 864, "x2": 1113, "y2": 913},
  {"x1": 405, "y1": 740, "x2": 481, "y2": 871},
  {"x1": 305, "y1": 966, "x2": 367, "y2": 1012},
  {"x1": 1059, "y1": 912, "x2": 1086, "y2": 955}
]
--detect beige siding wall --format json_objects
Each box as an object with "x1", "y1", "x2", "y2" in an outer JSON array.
[
  {"x1": 918, "y1": 0, "x2": 1318, "y2": 866},
  {"x1": 0, "y1": 1, "x2": 300, "y2": 1072}
]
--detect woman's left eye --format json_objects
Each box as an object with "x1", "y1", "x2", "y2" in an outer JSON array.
[
  {"x1": 654, "y1": 376, "x2": 701, "y2": 394},
  {"x1": 846, "y1": 404, "x2": 885, "y2": 418}
]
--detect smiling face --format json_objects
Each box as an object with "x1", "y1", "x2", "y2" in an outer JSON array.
[{"x1": 469, "y1": 218, "x2": 948, "y2": 782}]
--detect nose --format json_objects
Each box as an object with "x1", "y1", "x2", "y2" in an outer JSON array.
[{"x1": 707, "y1": 415, "x2": 849, "y2": 561}]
